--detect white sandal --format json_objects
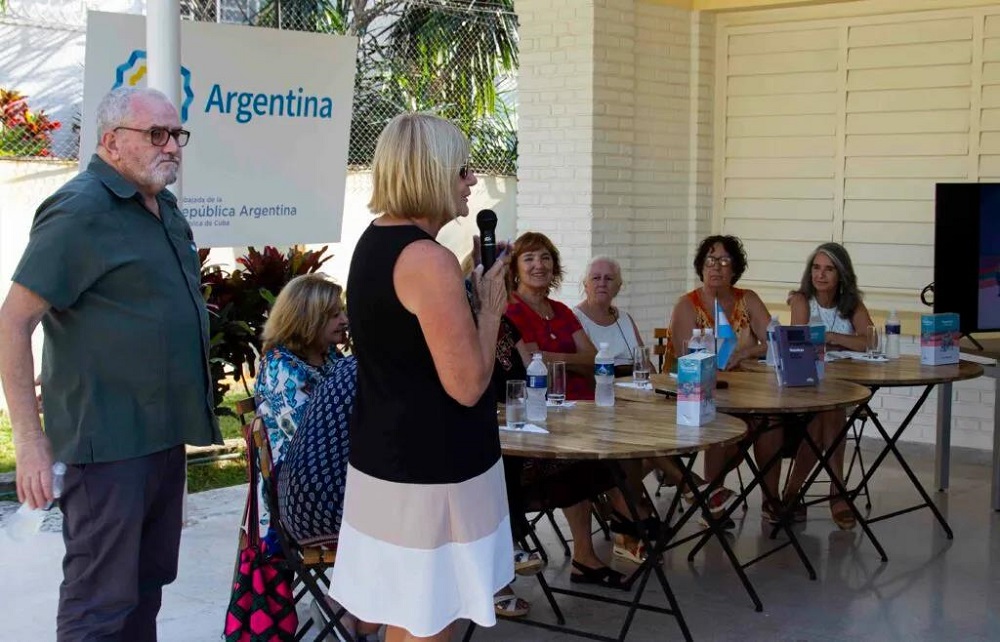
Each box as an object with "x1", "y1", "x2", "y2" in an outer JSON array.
[
  {"x1": 494, "y1": 590, "x2": 530, "y2": 618},
  {"x1": 514, "y1": 547, "x2": 545, "y2": 576}
]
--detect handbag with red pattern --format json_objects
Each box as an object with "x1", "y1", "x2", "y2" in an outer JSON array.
[{"x1": 223, "y1": 418, "x2": 298, "y2": 641}]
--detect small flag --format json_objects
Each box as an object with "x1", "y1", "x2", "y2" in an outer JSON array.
[{"x1": 715, "y1": 298, "x2": 737, "y2": 370}]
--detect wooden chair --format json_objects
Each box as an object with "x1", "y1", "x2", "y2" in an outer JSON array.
[
  {"x1": 235, "y1": 396, "x2": 257, "y2": 427},
  {"x1": 240, "y1": 400, "x2": 353, "y2": 641},
  {"x1": 653, "y1": 327, "x2": 671, "y2": 373}
]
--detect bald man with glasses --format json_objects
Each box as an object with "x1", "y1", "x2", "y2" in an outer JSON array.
[{"x1": 0, "y1": 86, "x2": 220, "y2": 641}]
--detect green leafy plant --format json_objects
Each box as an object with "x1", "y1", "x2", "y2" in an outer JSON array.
[
  {"x1": 0, "y1": 88, "x2": 61, "y2": 157},
  {"x1": 200, "y1": 245, "x2": 333, "y2": 415}
]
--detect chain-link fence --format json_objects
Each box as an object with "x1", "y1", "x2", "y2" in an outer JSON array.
[{"x1": 0, "y1": 0, "x2": 518, "y2": 175}]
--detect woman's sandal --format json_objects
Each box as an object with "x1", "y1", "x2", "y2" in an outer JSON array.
[
  {"x1": 612, "y1": 534, "x2": 648, "y2": 564},
  {"x1": 514, "y1": 548, "x2": 545, "y2": 576},
  {"x1": 569, "y1": 560, "x2": 630, "y2": 590},
  {"x1": 683, "y1": 484, "x2": 740, "y2": 527},
  {"x1": 608, "y1": 510, "x2": 661, "y2": 540},
  {"x1": 494, "y1": 590, "x2": 530, "y2": 618},
  {"x1": 830, "y1": 498, "x2": 857, "y2": 531}
]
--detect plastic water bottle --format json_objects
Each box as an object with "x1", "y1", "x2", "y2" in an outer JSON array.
[
  {"x1": 526, "y1": 352, "x2": 548, "y2": 423},
  {"x1": 595, "y1": 342, "x2": 616, "y2": 407},
  {"x1": 6, "y1": 462, "x2": 66, "y2": 541},
  {"x1": 885, "y1": 309, "x2": 901, "y2": 360},
  {"x1": 703, "y1": 328, "x2": 716, "y2": 355},
  {"x1": 808, "y1": 312, "x2": 826, "y2": 380},
  {"x1": 688, "y1": 328, "x2": 704, "y2": 354},
  {"x1": 765, "y1": 315, "x2": 780, "y2": 367}
]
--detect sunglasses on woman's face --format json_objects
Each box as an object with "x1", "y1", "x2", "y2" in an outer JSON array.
[{"x1": 459, "y1": 164, "x2": 469, "y2": 179}]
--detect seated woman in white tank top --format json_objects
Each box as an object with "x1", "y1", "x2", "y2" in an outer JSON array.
[
  {"x1": 574, "y1": 256, "x2": 722, "y2": 554},
  {"x1": 572, "y1": 257, "x2": 642, "y2": 370},
  {"x1": 784, "y1": 242, "x2": 874, "y2": 530}
]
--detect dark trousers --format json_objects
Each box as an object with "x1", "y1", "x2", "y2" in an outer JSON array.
[
  {"x1": 503, "y1": 456, "x2": 532, "y2": 542},
  {"x1": 57, "y1": 445, "x2": 186, "y2": 642}
]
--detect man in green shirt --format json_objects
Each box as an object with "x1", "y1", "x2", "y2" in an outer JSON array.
[{"x1": 0, "y1": 87, "x2": 221, "y2": 640}]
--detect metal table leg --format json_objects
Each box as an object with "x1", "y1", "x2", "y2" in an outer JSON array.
[
  {"x1": 936, "y1": 381, "x2": 953, "y2": 492},
  {"x1": 853, "y1": 385, "x2": 953, "y2": 538},
  {"x1": 786, "y1": 407, "x2": 888, "y2": 561},
  {"x1": 989, "y1": 367, "x2": 1000, "y2": 511}
]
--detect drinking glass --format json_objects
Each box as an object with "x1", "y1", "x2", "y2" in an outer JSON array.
[
  {"x1": 548, "y1": 362, "x2": 567, "y2": 406},
  {"x1": 866, "y1": 325, "x2": 882, "y2": 358},
  {"x1": 505, "y1": 380, "x2": 527, "y2": 429},
  {"x1": 632, "y1": 345, "x2": 652, "y2": 387}
]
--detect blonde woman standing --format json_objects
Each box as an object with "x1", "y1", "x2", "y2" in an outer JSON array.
[{"x1": 329, "y1": 113, "x2": 513, "y2": 642}]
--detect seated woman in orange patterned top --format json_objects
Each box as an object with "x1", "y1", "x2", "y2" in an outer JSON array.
[{"x1": 668, "y1": 234, "x2": 786, "y2": 525}]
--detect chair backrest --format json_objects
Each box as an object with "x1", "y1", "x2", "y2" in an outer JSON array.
[
  {"x1": 653, "y1": 327, "x2": 671, "y2": 373},
  {"x1": 235, "y1": 397, "x2": 256, "y2": 427},
  {"x1": 246, "y1": 414, "x2": 337, "y2": 565}
]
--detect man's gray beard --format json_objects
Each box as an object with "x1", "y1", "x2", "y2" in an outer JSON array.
[{"x1": 150, "y1": 164, "x2": 179, "y2": 188}]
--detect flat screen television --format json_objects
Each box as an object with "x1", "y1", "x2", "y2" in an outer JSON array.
[{"x1": 934, "y1": 183, "x2": 1000, "y2": 335}]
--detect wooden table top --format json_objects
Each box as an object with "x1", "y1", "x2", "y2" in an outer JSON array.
[
  {"x1": 498, "y1": 401, "x2": 748, "y2": 460},
  {"x1": 616, "y1": 372, "x2": 872, "y2": 415},
  {"x1": 738, "y1": 354, "x2": 984, "y2": 387},
  {"x1": 961, "y1": 337, "x2": 1000, "y2": 362}
]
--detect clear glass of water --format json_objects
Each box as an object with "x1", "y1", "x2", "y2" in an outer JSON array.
[
  {"x1": 867, "y1": 325, "x2": 882, "y2": 358},
  {"x1": 548, "y1": 362, "x2": 566, "y2": 407},
  {"x1": 506, "y1": 380, "x2": 527, "y2": 429},
  {"x1": 633, "y1": 345, "x2": 652, "y2": 387}
]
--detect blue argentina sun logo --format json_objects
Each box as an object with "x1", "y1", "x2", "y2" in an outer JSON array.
[{"x1": 112, "y1": 50, "x2": 195, "y2": 123}]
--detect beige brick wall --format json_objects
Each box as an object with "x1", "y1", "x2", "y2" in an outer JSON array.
[{"x1": 517, "y1": 0, "x2": 716, "y2": 341}]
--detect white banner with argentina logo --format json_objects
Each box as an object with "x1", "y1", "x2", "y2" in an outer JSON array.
[{"x1": 80, "y1": 11, "x2": 357, "y2": 247}]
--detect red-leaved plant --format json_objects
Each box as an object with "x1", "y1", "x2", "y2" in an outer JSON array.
[
  {"x1": 200, "y1": 245, "x2": 332, "y2": 415},
  {"x1": 0, "y1": 89, "x2": 61, "y2": 157}
]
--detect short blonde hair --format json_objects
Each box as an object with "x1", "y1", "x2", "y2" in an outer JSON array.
[
  {"x1": 368, "y1": 113, "x2": 469, "y2": 225},
  {"x1": 261, "y1": 274, "x2": 344, "y2": 355}
]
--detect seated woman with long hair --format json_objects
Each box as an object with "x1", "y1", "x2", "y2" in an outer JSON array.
[{"x1": 783, "y1": 242, "x2": 873, "y2": 530}]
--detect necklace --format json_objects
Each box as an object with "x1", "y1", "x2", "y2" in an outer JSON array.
[
  {"x1": 611, "y1": 308, "x2": 632, "y2": 351},
  {"x1": 517, "y1": 292, "x2": 558, "y2": 340},
  {"x1": 817, "y1": 302, "x2": 838, "y2": 331}
]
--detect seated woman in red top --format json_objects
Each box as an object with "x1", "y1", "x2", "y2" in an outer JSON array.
[
  {"x1": 505, "y1": 232, "x2": 596, "y2": 400},
  {"x1": 504, "y1": 232, "x2": 655, "y2": 581}
]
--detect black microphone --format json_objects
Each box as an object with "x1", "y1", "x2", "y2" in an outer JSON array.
[{"x1": 476, "y1": 209, "x2": 498, "y2": 271}]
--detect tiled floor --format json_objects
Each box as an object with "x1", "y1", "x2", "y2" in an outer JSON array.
[{"x1": 2, "y1": 440, "x2": 999, "y2": 641}]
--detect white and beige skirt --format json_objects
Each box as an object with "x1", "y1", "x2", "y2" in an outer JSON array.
[{"x1": 329, "y1": 458, "x2": 514, "y2": 637}]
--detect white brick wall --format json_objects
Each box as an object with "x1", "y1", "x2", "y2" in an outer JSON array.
[
  {"x1": 516, "y1": 0, "x2": 596, "y2": 290},
  {"x1": 516, "y1": 0, "x2": 715, "y2": 341}
]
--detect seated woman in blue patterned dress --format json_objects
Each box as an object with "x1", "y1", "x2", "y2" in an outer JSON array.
[
  {"x1": 254, "y1": 273, "x2": 347, "y2": 550},
  {"x1": 256, "y1": 274, "x2": 381, "y2": 640}
]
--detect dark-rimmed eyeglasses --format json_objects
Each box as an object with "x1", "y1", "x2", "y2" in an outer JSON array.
[
  {"x1": 704, "y1": 256, "x2": 733, "y2": 268},
  {"x1": 114, "y1": 126, "x2": 190, "y2": 147},
  {"x1": 459, "y1": 164, "x2": 469, "y2": 179}
]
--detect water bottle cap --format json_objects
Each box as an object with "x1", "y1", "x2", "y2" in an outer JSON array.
[
  {"x1": 52, "y1": 462, "x2": 67, "y2": 475},
  {"x1": 599, "y1": 342, "x2": 609, "y2": 350},
  {"x1": 532, "y1": 352, "x2": 543, "y2": 360}
]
